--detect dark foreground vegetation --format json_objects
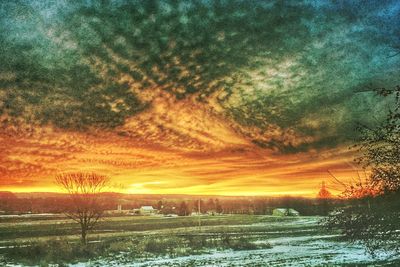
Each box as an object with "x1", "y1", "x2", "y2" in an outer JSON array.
[
  {"x1": 2, "y1": 233, "x2": 266, "y2": 266},
  {"x1": 0, "y1": 215, "x2": 277, "y2": 266},
  {"x1": 1, "y1": 215, "x2": 399, "y2": 266},
  {"x1": 325, "y1": 86, "x2": 400, "y2": 255}
]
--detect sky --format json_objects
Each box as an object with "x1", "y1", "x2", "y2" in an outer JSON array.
[{"x1": 0, "y1": 0, "x2": 399, "y2": 196}]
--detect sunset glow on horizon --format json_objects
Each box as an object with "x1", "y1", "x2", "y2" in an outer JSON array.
[
  {"x1": 0, "y1": 116, "x2": 362, "y2": 197},
  {"x1": 1, "y1": 0, "x2": 399, "y2": 197}
]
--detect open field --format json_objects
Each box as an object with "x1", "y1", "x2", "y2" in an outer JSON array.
[{"x1": 1, "y1": 215, "x2": 399, "y2": 266}]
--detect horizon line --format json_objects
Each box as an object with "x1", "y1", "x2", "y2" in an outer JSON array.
[{"x1": 0, "y1": 190, "x2": 335, "y2": 199}]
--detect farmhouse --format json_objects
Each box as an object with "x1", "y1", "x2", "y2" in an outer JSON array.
[
  {"x1": 140, "y1": 206, "x2": 157, "y2": 215},
  {"x1": 131, "y1": 206, "x2": 158, "y2": 215},
  {"x1": 272, "y1": 208, "x2": 300, "y2": 216}
]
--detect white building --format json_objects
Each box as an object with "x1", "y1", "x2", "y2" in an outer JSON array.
[
  {"x1": 272, "y1": 208, "x2": 300, "y2": 216},
  {"x1": 131, "y1": 206, "x2": 158, "y2": 215},
  {"x1": 140, "y1": 206, "x2": 156, "y2": 215}
]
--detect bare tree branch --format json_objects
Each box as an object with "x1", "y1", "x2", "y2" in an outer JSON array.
[{"x1": 55, "y1": 172, "x2": 110, "y2": 244}]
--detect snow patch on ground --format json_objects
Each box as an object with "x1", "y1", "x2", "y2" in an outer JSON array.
[{"x1": 72, "y1": 217, "x2": 400, "y2": 266}]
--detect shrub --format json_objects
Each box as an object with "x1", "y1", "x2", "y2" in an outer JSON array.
[
  {"x1": 186, "y1": 235, "x2": 209, "y2": 250},
  {"x1": 4, "y1": 239, "x2": 74, "y2": 266},
  {"x1": 3, "y1": 239, "x2": 110, "y2": 266},
  {"x1": 144, "y1": 237, "x2": 181, "y2": 254},
  {"x1": 227, "y1": 237, "x2": 258, "y2": 251}
]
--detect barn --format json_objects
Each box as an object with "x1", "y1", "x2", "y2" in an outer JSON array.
[
  {"x1": 272, "y1": 208, "x2": 300, "y2": 216},
  {"x1": 130, "y1": 206, "x2": 158, "y2": 216}
]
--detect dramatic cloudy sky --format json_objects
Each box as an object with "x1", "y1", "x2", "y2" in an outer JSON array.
[{"x1": 0, "y1": 0, "x2": 399, "y2": 196}]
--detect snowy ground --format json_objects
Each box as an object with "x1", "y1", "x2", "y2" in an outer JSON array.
[{"x1": 72, "y1": 217, "x2": 400, "y2": 267}]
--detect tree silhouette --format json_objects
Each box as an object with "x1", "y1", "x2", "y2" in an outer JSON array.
[
  {"x1": 178, "y1": 201, "x2": 190, "y2": 216},
  {"x1": 325, "y1": 86, "x2": 400, "y2": 254},
  {"x1": 317, "y1": 181, "x2": 332, "y2": 199},
  {"x1": 215, "y1": 199, "x2": 223, "y2": 214},
  {"x1": 317, "y1": 181, "x2": 333, "y2": 215},
  {"x1": 55, "y1": 172, "x2": 110, "y2": 244}
]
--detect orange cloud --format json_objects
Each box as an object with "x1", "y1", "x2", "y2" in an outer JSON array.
[{"x1": 0, "y1": 95, "x2": 359, "y2": 197}]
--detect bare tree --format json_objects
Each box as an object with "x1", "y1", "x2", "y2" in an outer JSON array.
[
  {"x1": 178, "y1": 201, "x2": 190, "y2": 216},
  {"x1": 325, "y1": 86, "x2": 400, "y2": 254},
  {"x1": 55, "y1": 172, "x2": 110, "y2": 244}
]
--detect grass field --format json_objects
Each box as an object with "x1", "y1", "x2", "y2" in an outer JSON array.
[{"x1": 0, "y1": 215, "x2": 399, "y2": 266}]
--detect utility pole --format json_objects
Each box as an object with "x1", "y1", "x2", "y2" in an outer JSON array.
[{"x1": 198, "y1": 198, "x2": 201, "y2": 230}]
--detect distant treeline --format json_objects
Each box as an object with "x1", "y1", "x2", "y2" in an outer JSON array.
[{"x1": 0, "y1": 191, "x2": 341, "y2": 216}]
